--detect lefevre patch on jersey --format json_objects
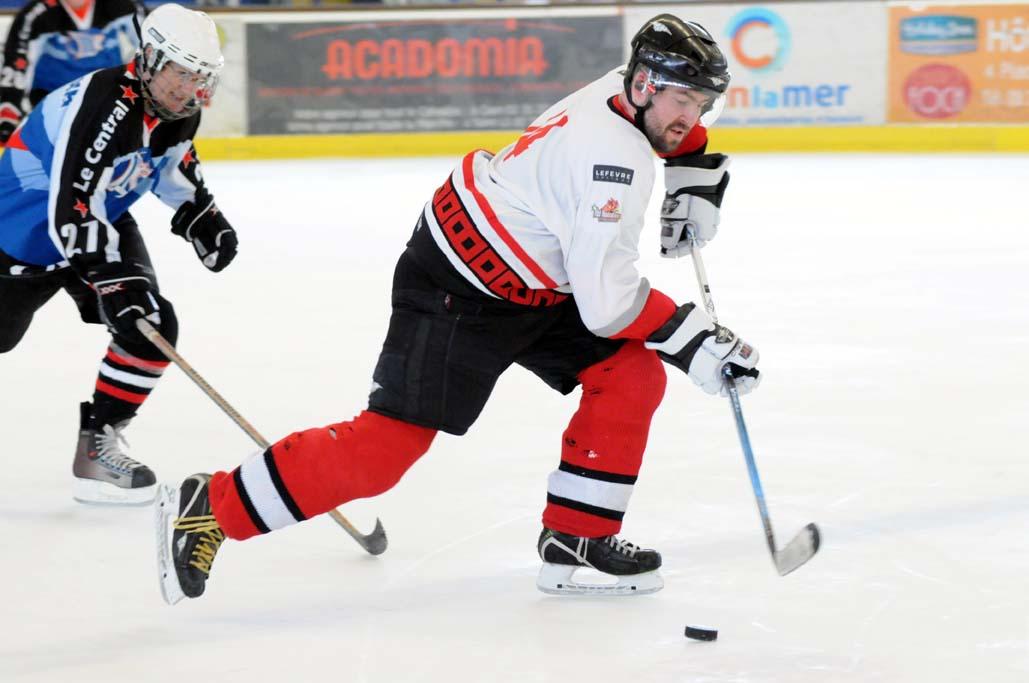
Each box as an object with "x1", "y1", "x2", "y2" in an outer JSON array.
[
  {"x1": 592, "y1": 198, "x2": 622, "y2": 223},
  {"x1": 593, "y1": 165, "x2": 634, "y2": 186}
]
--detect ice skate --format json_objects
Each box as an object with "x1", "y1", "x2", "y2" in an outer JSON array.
[
  {"x1": 155, "y1": 473, "x2": 225, "y2": 605},
  {"x1": 72, "y1": 402, "x2": 157, "y2": 505},
  {"x1": 536, "y1": 528, "x2": 664, "y2": 596}
]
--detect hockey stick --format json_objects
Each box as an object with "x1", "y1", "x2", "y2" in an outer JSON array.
[
  {"x1": 136, "y1": 318, "x2": 388, "y2": 555},
  {"x1": 686, "y1": 235, "x2": 820, "y2": 576}
]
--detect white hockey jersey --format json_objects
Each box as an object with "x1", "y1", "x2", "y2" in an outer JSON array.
[{"x1": 420, "y1": 67, "x2": 705, "y2": 339}]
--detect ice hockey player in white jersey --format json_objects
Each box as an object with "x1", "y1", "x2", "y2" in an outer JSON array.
[{"x1": 156, "y1": 15, "x2": 761, "y2": 603}]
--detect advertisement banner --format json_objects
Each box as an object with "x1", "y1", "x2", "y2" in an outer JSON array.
[
  {"x1": 625, "y1": 4, "x2": 887, "y2": 127},
  {"x1": 246, "y1": 16, "x2": 622, "y2": 135},
  {"x1": 889, "y1": 4, "x2": 1029, "y2": 123},
  {"x1": 198, "y1": 14, "x2": 246, "y2": 139}
]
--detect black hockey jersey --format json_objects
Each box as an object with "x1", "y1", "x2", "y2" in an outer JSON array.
[
  {"x1": 1, "y1": 0, "x2": 143, "y2": 113},
  {"x1": 0, "y1": 62, "x2": 209, "y2": 277}
]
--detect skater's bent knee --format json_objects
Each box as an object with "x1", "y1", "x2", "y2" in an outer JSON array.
[
  {"x1": 580, "y1": 342, "x2": 666, "y2": 413},
  {"x1": 272, "y1": 411, "x2": 436, "y2": 503}
]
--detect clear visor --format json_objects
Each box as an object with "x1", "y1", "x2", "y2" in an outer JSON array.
[
  {"x1": 147, "y1": 57, "x2": 219, "y2": 120},
  {"x1": 644, "y1": 68, "x2": 727, "y2": 128}
]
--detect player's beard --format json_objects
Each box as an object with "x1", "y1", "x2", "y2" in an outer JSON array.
[{"x1": 642, "y1": 109, "x2": 688, "y2": 154}]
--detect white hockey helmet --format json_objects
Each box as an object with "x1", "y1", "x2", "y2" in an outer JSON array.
[{"x1": 136, "y1": 4, "x2": 224, "y2": 121}]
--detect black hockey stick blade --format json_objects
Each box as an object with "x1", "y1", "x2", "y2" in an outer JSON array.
[
  {"x1": 773, "y1": 522, "x2": 821, "y2": 576},
  {"x1": 329, "y1": 511, "x2": 388, "y2": 555},
  {"x1": 361, "y1": 518, "x2": 388, "y2": 556}
]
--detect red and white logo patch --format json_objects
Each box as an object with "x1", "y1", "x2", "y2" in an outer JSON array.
[{"x1": 591, "y1": 198, "x2": 622, "y2": 223}]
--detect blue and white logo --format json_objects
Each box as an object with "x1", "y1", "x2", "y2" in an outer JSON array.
[
  {"x1": 726, "y1": 7, "x2": 791, "y2": 74},
  {"x1": 108, "y1": 152, "x2": 154, "y2": 199},
  {"x1": 900, "y1": 15, "x2": 978, "y2": 55}
]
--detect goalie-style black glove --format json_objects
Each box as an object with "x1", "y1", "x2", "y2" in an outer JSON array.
[{"x1": 171, "y1": 188, "x2": 238, "y2": 272}]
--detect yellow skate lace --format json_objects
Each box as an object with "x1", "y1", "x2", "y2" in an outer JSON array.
[{"x1": 172, "y1": 515, "x2": 225, "y2": 575}]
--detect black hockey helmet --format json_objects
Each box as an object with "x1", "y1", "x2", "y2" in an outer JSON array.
[
  {"x1": 626, "y1": 15, "x2": 730, "y2": 95},
  {"x1": 623, "y1": 15, "x2": 731, "y2": 127}
]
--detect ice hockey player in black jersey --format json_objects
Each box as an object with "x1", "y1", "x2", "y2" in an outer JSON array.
[
  {"x1": 156, "y1": 15, "x2": 761, "y2": 603},
  {"x1": 0, "y1": 4, "x2": 237, "y2": 505},
  {"x1": 0, "y1": 0, "x2": 146, "y2": 145}
]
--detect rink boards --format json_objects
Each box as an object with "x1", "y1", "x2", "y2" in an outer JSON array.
[{"x1": 1, "y1": 1, "x2": 1027, "y2": 156}]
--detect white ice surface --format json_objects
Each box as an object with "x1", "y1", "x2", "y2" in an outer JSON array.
[{"x1": 3, "y1": 154, "x2": 1028, "y2": 682}]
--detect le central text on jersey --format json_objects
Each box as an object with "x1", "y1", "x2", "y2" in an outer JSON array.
[{"x1": 72, "y1": 98, "x2": 130, "y2": 193}]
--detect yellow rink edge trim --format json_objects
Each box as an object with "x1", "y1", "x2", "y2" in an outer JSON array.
[{"x1": 195, "y1": 126, "x2": 1029, "y2": 160}]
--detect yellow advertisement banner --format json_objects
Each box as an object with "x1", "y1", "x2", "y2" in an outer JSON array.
[{"x1": 889, "y1": 4, "x2": 1029, "y2": 123}]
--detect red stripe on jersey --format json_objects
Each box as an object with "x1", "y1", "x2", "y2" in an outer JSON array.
[
  {"x1": 610, "y1": 94, "x2": 634, "y2": 123},
  {"x1": 610, "y1": 288, "x2": 677, "y2": 340},
  {"x1": 95, "y1": 379, "x2": 148, "y2": 404},
  {"x1": 106, "y1": 349, "x2": 169, "y2": 372},
  {"x1": 460, "y1": 151, "x2": 560, "y2": 290},
  {"x1": 608, "y1": 95, "x2": 708, "y2": 158},
  {"x1": 64, "y1": 0, "x2": 94, "y2": 22},
  {"x1": 5, "y1": 128, "x2": 27, "y2": 151}
]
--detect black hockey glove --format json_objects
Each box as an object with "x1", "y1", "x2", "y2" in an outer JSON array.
[
  {"x1": 88, "y1": 264, "x2": 161, "y2": 342},
  {"x1": 171, "y1": 189, "x2": 238, "y2": 272},
  {"x1": 660, "y1": 153, "x2": 730, "y2": 258},
  {"x1": 645, "y1": 303, "x2": 760, "y2": 396},
  {"x1": 0, "y1": 102, "x2": 21, "y2": 145}
]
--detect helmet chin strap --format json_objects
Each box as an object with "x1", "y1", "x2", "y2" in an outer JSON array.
[{"x1": 623, "y1": 79, "x2": 657, "y2": 138}]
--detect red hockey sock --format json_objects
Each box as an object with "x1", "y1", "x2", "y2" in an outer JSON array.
[
  {"x1": 543, "y1": 342, "x2": 666, "y2": 537},
  {"x1": 92, "y1": 343, "x2": 170, "y2": 425},
  {"x1": 211, "y1": 411, "x2": 436, "y2": 540}
]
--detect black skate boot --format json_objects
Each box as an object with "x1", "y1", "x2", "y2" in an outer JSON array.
[
  {"x1": 72, "y1": 402, "x2": 157, "y2": 505},
  {"x1": 154, "y1": 473, "x2": 225, "y2": 604},
  {"x1": 536, "y1": 527, "x2": 663, "y2": 596}
]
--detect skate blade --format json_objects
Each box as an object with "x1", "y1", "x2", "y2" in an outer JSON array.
[
  {"x1": 536, "y1": 563, "x2": 664, "y2": 596},
  {"x1": 154, "y1": 484, "x2": 185, "y2": 606},
  {"x1": 73, "y1": 478, "x2": 157, "y2": 506}
]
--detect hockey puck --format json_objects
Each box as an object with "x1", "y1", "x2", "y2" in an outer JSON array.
[{"x1": 684, "y1": 625, "x2": 718, "y2": 641}]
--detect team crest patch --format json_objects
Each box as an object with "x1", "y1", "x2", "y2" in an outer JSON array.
[
  {"x1": 108, "y1": 152, "x2": 153, "y2": 198},
  {"x1": 593, "y1": 165, "x2": 634, "y2": 185},
  {"x1": 592, "y1": 198, "x2": 622, "y2": 223}
]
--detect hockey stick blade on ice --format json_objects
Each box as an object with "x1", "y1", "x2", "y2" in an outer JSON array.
[
  {"x1": 687, "y1": 235, "x2": 820, "y2": 576},
  {"x1": 136, "y1": 318, "x2": 388, "y2": 556},
  {"x1": 723, "y1": 366, "x2": 820, "y2": 575}
]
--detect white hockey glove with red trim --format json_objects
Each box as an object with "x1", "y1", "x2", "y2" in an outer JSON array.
[
  {"x1": 660, "y1": 153, "x2": 730, "y2": 258},
  {"x1": 645, "y1": 303, "x2": 760, "y2": 396}
]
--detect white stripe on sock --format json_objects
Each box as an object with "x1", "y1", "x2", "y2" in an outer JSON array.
[
  {"x1": 99, "y1": 363, "x2": 160, "y2": 389},
  {"x1": 239, "y1": 450, "x2": 298, "y2": 531},
  {"x1": 547, "y1": 469, "x2": 634, "y2": 513}
]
